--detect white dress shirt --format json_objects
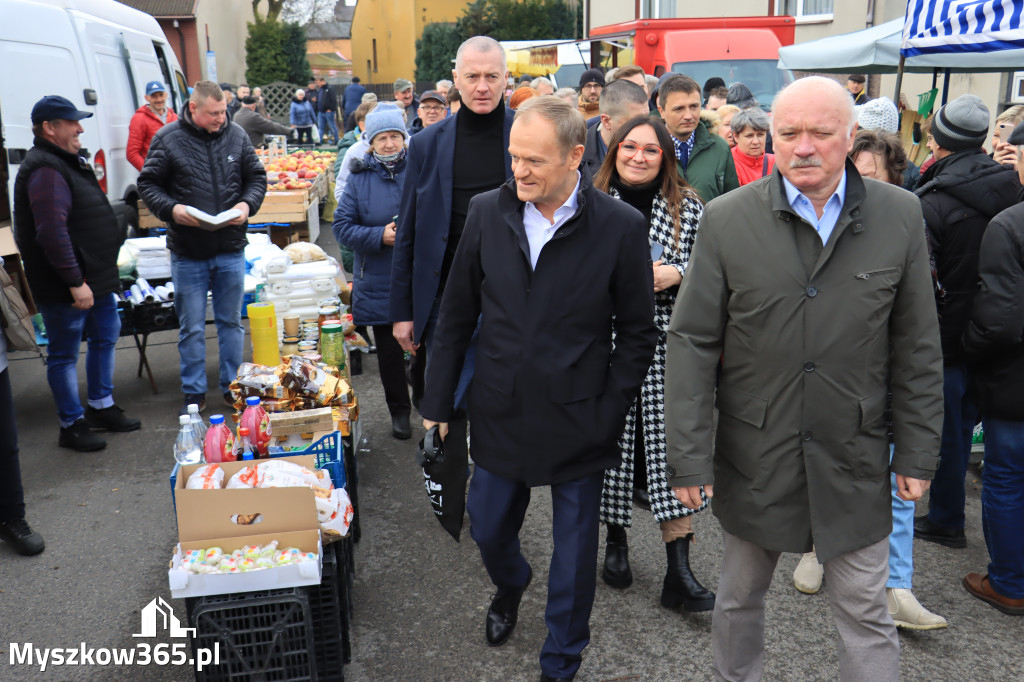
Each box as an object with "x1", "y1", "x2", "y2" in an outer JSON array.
[{"x1": 522, "y1": 172, "x2": 581, "y2": 269}]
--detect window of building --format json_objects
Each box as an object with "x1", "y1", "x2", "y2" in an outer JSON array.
[
  {"x1": 779, "y1": 0, "x2": 834, "y2": 21},
  {"x1": 641, "y1": 0, "x2": 677, "y2": 19}
]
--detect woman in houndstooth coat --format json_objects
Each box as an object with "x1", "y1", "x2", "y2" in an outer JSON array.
[{"x1": 593, "y1": 115, "x2": 715, "y2": 612}]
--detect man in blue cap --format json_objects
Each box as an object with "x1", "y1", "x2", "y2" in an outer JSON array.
[
  {"x1": 127, "y1": 80, "x2": 178, "y2": 171},
  {"x1": 13, "y1": 96, "x2": 141, "y2": 452}
]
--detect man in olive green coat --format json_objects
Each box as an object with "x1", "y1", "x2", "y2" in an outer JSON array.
[
  {"x1": 656, "y1": 74, "x2": 739, "y2": 204},
  {"x1": 665, "y1": 77, "x2": 943, "y2": 680}
]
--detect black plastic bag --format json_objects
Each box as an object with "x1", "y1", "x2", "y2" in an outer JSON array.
[{"x1": 416, "y1": 421, "x2": 468, "y2": 542}]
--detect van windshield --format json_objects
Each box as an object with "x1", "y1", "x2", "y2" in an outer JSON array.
[{"x1": 671, "y1": 60, "x2": 794, "y2": 110}]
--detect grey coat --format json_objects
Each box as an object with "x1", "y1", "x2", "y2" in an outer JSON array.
[{"x1": 664, "y1": 162, "x2": 944, "y2": 562}]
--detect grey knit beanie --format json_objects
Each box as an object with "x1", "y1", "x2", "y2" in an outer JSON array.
[
  {"x1": 363, "y1": 102, "x2": 407, "y2": 143},
  {"x1": 932, "y1": 94, "x2": 989, "y2": 152},
  {"x1": 727, "y1": 82, "x2": 757, "y2": 110}
]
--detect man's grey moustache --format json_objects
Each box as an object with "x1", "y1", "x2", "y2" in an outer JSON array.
[{"x1": 789, "y1": 158, "x2": 822, "y2": 168}]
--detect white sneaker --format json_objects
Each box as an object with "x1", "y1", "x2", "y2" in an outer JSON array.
[
  {"x1": 887, "y1": 588, "x2": 948, "y2": 630},
  {"x1": 794, "y1": 550, "x2": 823, "y2": 594}
]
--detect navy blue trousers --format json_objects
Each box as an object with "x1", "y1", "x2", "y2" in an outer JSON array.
[{"x1": 468, "y1": 465, "x2": 604, "y2": 679}]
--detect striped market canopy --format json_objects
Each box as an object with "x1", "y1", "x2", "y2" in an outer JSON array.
[{"x1": 902, "y1": 0, "x2": 1024, "y2": 56}]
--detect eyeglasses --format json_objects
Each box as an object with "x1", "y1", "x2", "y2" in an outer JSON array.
[
  {"x1": 582, "y1": 83, "x2": 602, "y2": 90},
  {"x1": 420, "y1": 105, "x2": 446, "y2": 113},
  {"x1": 618, "y1": 141, "x2": 663, "y2": 161}
]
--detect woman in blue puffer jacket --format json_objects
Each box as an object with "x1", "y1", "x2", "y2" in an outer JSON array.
[
  {"x1": 332, "y1": 102, "x2": 412, "y2": 440},
  {"x1": 289, "y1": 89, "x2": 317, "y2": 145}
]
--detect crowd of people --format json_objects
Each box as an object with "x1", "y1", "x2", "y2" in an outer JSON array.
[
  {"x1": 327, "y1": 35, "x2": 1024, "y2": 682},
  {"x1": 1, "y1": 31, "x2": 1022, "y2": 682}
]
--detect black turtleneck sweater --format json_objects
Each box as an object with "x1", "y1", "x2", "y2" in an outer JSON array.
[
  {"x1": 610, "y1": 176, "x2": 660, "y2": 228},
  {"x1": 442, "y1": 105, "x2": 507, "y2": 291}
]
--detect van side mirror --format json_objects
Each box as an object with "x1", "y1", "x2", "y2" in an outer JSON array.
[{"x1": 83, "y1": 89, "x2": 98, "y2": 105}]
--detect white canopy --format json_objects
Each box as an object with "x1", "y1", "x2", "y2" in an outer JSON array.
[{"x1": 777, "y1": 18, "x2": 1024, "y2": 73}]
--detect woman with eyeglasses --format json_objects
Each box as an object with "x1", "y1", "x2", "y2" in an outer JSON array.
[{"x1": 592, "y1": 115, "x2": 715, "y2": 613}]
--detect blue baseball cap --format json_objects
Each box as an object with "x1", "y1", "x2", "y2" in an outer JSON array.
[
  {"x1": 30, "y1": 95, "x2": 93, "y2": 124},
  {"x1": 145, "y1": 81, "x2": 166, "y2": 95}
]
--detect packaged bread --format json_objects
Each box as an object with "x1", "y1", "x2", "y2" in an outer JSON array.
[{"x1": 186, "y1": 464, "x2": 225, "y2": 490}]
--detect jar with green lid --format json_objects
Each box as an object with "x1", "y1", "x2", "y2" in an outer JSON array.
[{"x1": 320, "y1": 322, "x2": 345, "y2": 369}]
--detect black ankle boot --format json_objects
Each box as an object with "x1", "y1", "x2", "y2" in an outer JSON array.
[
  {"x1": 602, "y1": 524, "x2": 633, "y2": 589},
  {"x1": 661, "y1": 534, "x2": 715, "y2": 612}
]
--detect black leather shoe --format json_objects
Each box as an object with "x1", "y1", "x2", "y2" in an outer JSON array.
[
  {"x1": 540, "y1": 675, "x2": 574, "y2": 681},
  {"x1": 58, "y1": 418, "x2": 106, "y2": 452},
  {"x1": 0, "y1": 518, "x2": 45, "y2": 556},
  {"x1": 486, "y1": 567, "x2": 533, "y2": 646},
  {"x1": 85, "y1": 404, "x2": 141, "y2": 432},
  {"x1": 392, "y1": 413, "x2": 412, "y2": 440},
  {"x1": 602, "y1": 524, "x2": 633, "y2": 589},
  {"x1": 633, "y1": 488, "x2": 651, "y2": 510},
  {"x1": 662, "y1": 535, "x2": 715, "y2": 612},
  {"x1": 914, "y1": 515, "x2": 966, "y2": 548}
]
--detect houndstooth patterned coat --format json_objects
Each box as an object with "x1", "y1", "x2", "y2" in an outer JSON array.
[{"x1": 600, "y1": 187, "x2": 709, "y2": 526}]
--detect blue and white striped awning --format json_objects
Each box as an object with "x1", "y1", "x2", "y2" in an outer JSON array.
[{"x1": 902, "y1": 0, "x2": 1024, "y2": 56}]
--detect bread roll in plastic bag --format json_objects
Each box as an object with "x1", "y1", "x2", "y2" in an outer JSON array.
[
  {"x1": 285, "y1": 241, "x2": 327, "y2": 263},
  {"x1": 187, "y1": 463, "x2": 225, "y2": 489}
]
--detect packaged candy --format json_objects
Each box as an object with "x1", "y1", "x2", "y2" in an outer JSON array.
[
  {"x1": 238, "y1": 558, "x2": 257, "y2": 572},
  {"x1": 203, "y1": 547, "x2": 223, "y2": 565},
  {"x1": 217, "y1": 557, "x2": 237, "y2": 571},
  {"x1": 242, "y1": 544, "x2": 261, "y2": 560},
  {"x1": 183, "y1": 549, "x2": 205, "y2": 564},
  {"x1": 191, "y1": 563, "x2": 217, "y2": 575},
  {"x1": 256, "y1": 557, "x2": 275, "y2": 570}
]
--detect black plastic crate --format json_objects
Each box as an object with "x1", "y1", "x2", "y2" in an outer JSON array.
[
  {"x1": 186, "y1": 588, "x2": 317, "y2": 681},
  {"x1": 306, "y1": 543, "x2": 346, "y2": 680}
]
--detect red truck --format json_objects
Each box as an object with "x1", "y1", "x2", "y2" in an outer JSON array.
[{"x1": 589, "y1": 16, "x2": 797, "y2": 107}]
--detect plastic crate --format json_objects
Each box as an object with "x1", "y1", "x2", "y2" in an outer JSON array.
[
  {"x1": 186, "y1": 587, "x2": 317, "y2": 681},
  {"x1": 170, "y1": 432, "x2": 347, "y2": 502},
  {"x1": 306, "y1": 542, "x2": 348, "y2": 679}
]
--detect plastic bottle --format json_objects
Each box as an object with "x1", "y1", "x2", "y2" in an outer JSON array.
[
  {"x1": 173, "y1": 414, "x2": 203, "y2": 465},
  {"x1": 204, "y1": 414, "x2": 236, "y2": 463},
  {"x1": 187, "y1": 403, "x2": 207, "y2": 444},
  {"x1": 237, "y1": 426, "x2": 255, "y2": 461},
  {"x1": 240, "y1": 396, "x2": 272, "y2": 457}
]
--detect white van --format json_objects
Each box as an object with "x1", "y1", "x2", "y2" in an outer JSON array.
[{"x1": 0, "y1": 0, "x2": 188, "y2": 236}]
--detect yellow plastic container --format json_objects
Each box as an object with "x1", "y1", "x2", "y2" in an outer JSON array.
[{"x1": 246, "y1": 302, "x2": 280, "y2": 367}]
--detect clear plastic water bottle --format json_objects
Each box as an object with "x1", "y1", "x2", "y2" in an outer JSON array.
[
  {"x1": 187, "y1": 403, "x2": 207, "y2": 444},
  {"x1": 174, "y1": 414, "x2": 203, "y2": 464}
]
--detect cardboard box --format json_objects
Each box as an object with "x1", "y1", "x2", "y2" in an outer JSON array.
[
  {"x1": 269, "y1": 407, "x2": 334, "y2": 436},
  {"x1": 169, "y1": 455, "x2": 323, "y2": 598}
]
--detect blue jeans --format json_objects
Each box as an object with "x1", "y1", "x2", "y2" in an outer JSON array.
[
  {"x1": 888, "y1": 444, "x2": 914, "y2": 588},
  {"x1": 317, "y1": 111, "x2": 338, "y2": 145},
  {"x1": 171, "y1": 252, "x2": 245, "y2": 395},
  {"x1": 980, "y1": 418, "x2": 1024, "y2": 598},
  {"x1": 0, "y1": 369, "x2": 25, "y2": 521},
  {"x1": 37, "y1": 293, "x2": 120, "y2": 427},
  {"x1": 927, "y1": 364, "x2": 978, "y2": 529}
]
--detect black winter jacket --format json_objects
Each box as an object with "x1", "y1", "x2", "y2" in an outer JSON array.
[
  {"x1": 915, "y1": 149, "x2": 1019, "y2": 363},
  {"x1": 13, "y1": 138, "x2": 121, "y2": 304},
  {"x1": 138, "y1": 106, "x2": 266, "y2": 260},
  {"x1": 420, "y1": 175, "x2": 658, "y2": 486},
  {"x1": 580, "y1": 122, "x2": 606, "y2": 180},
  {"x1": 317, "y1": 85, "x2": 337, "y2": 113},
  {"x1": 962, "y1": 201, "x2": 1024, "y2": 420}
]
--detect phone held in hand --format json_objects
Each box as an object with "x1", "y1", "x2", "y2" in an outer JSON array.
[{"x1": 650, "y1": 242, "x2": 664, "y2": 262}]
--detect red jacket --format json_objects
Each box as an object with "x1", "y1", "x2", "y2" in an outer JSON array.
[{"x1": 127, "y1": 105, "x2": 177, "y2": 170}]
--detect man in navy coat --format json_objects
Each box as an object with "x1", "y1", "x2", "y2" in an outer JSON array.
[
  {"x1": 422, "y1": 96, "x2": 657, "y2": 681},
  {"x1": 389, "y1": 36, "x2": 514, "y2": 399}
]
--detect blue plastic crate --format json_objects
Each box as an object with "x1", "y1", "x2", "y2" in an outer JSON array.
[{"x1": 169, "y1": 431, "x2": 347, "y2": 505}]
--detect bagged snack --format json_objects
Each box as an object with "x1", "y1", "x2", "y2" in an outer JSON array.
[
  {"x1": 225, "y1": 465, "x2": 259, "y2": 489},
  {"x1": 319, "y1": 488, "x2": 355, "y2": 539},
  {"x1": 186, "y1": 463, "x2": 225, "y2": 490}
]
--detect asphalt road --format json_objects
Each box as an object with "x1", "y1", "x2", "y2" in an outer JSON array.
[{"x1": 0, "y1": 223, "x2": 1021, "y2": 681}]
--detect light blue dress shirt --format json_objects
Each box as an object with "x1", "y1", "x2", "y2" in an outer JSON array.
[
  {"x1": 522, "y1": 172, "x2": 581, "y2": 269},
  {"x1": 782, "y1": 171, "x2": 848, "y2": 246}
]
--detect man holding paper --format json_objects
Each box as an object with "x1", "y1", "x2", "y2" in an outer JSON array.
[{"x1": 138, "y1": 80, "x2": 267, "y2": 415}]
